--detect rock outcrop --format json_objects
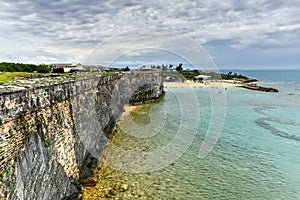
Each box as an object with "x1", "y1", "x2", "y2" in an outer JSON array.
[{"x1": 241, "y1": 84, "x2": 279, "y2": 92}]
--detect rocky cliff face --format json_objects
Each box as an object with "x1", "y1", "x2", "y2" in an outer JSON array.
[
  {"x1": 4, "y1": 132, "x2": 81, "y2": 200},
  {"x1": 0, "y1": 71, "x2": 163, "y2": 200}
]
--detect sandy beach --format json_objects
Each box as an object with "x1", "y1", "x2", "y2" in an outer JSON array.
[
  {"x1": 118, "y1": 105, "x2": 140, "y2": 122},
  {"x1": 164, "y1": 80, "x2": 243, "y2": 88}
]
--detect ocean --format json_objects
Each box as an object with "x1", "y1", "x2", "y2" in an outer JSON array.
[{"x1": 85, "y1": 70, "x2": 300, "y2": 199}]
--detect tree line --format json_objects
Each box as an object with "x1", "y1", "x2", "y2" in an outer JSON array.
[
  {"x1": 0, "y1": 62, "x2": 50, "y2": 73},
  {"x1": 149, "y1": 63, "x2": 249, "y2": 80}
]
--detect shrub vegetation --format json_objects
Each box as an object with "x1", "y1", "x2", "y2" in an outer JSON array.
[{"x1": 0, "y1": 62, "x2": 50, "y2": 73}]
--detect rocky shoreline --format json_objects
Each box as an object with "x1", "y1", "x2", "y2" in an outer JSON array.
[
  {"x1": 80, "y1": 96, "x2": 166, "y2": 199},
  {"x1": 81, "y1": 109, "x2": 145, "y2": 199},
  {"x1": 241, "y1": 84, "x2": 279, "y2": 92}
]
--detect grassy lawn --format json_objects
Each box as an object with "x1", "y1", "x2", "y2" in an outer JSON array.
[
  {"x1": 0, "y1": 72, "x2": 72, "y2": 84},
  {"x1": 0, "y1": 72, "x2": 115, "y2": 84},
  {"x1": 0, "y1": 72, "x2": 27, "y2": 83}
]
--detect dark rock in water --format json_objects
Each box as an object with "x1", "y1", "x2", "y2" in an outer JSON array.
[
  {"x1": 255, "y1": 118, "x2": 300, "y2": 141},
  {"x1": 108, "y1": 188, "x2": 118, "y2": 196},
  {"x1": 242, "y1": 84, "x2": 279, "y2": 92},
  {"x1": 79, "y1": 179, "x2": 97, "y2": 187}
]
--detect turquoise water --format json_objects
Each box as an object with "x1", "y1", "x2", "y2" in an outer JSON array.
[{"x1": 101, "y1": 70, "x2": 300, "y2": 199}]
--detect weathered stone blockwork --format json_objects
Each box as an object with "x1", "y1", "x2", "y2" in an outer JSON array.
[{"x1": 0, "y1": 71, "x2": 163, "y2": 200}]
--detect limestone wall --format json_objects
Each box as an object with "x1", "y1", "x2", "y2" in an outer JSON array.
[{"x1": 0, "y1": 71, "x2": 164, "y2": 200}]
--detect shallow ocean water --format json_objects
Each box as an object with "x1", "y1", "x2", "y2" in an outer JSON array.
[{"x1": 84, "y1": 70, "x2": 300, "y2": 199}]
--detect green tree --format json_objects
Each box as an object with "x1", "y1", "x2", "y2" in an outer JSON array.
[
  {"x1": 0, "y1": 62, "x2": 50, "y2": 73},
  {"x1": 175, "y1": 63, "x2": 183, "y2": 72},
  {"x1": 124, "y1": 66, "x2": 130, "y2": 71}
]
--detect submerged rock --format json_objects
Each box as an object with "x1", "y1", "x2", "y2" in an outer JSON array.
[
  {"x1": 121, "y1": 184, "x2": 129, "y2": 191},
  {"x1": 242, "y1": 84, "x2": 279, "y2": 92}
]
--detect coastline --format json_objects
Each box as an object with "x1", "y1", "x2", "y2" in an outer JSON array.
[
  {"x1": 81, "y1": 103, "x2": 143, "y2": 200},
  {"x1": 81, "y1": 73, "x2": 297, "y2": 199},
  {"x1": 164, "y1": 81, "x2": 279, "y2": 92},
  {"x1": 82, "y1": 95, "x2": 162, "y2": 199},
  {"x1": 118, "y1": 104, "x2": 141, "y2": 122},
  {"x1": 164, "y1": 80, "x2": 243, "y2": 88}
]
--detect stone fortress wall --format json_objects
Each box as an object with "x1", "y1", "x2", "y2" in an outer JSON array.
[{"x1": 0, "y1": 71, "x2": 164, "y2": 200}]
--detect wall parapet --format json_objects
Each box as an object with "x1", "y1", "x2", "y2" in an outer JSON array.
[{"x1": 0, "y1": 74, "x2": 119, "y2": 123}]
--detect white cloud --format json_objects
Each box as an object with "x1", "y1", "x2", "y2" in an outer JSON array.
[{"x1": 0, "y1": 0, "x2": 299, "y2": 68}]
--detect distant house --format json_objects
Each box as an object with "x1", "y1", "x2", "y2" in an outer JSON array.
[
  {"x1": 69, "y1": 64, "x2": 85, "y2": 72},
  {"x1": 193, "y1": 75, "x2": 212, "y2": 82},
  {"x1": 50, "y1": 63, "x2": 72, "y2": 73},
  {"x1": 50, "y1": 63, "x2": 108, "y2": 73},
  {"x1": 50, "y1": 63, "x2": 90, "y2": 73}
]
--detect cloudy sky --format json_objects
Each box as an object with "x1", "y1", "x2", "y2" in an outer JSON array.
[{"x1": 0, "y1": 0, "x2": 299, "y2": 69}]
